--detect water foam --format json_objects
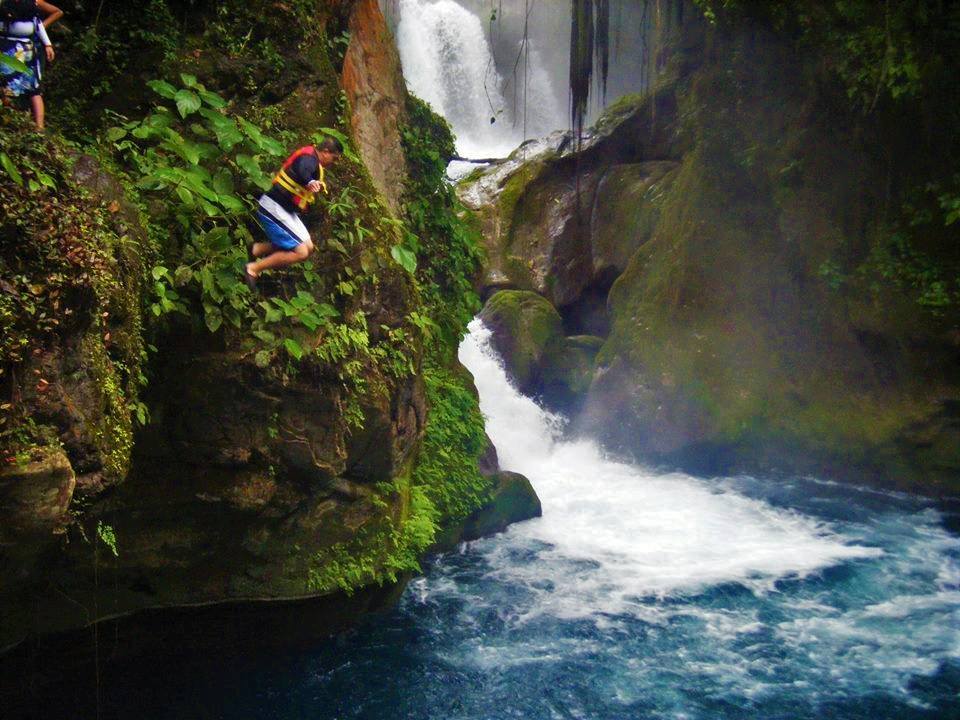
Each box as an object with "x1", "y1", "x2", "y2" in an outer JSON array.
[{"x1": 458, "y1": 319, "x2": 882, "y2": 618}]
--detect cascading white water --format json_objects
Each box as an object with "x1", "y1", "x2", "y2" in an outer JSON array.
[
  {"x1": 395, "y1": 0, "x2": 564, "y2": 160},
  {"x1": 458, "y1": 319, "x2": 883, "y2": 614}
]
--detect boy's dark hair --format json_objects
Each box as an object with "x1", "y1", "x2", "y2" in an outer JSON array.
[{"x1": 318, "y1": 137, "x2": 344, "y2": 155}]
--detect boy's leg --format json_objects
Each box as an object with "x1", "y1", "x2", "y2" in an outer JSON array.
[
  {"x1": 246, "y1": 242, "x2": 310, "y2": 277},
  {"x1": 251, "y1": 242, "x2": 275, "y2": 258}
]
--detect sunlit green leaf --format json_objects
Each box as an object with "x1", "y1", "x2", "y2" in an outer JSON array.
[
  {"x1": 146, "y1": 79, "x2": 177, "y2": 99},
  {"x1": 175, "y1": 89, "x2": 202, "y2": 118},
  {"x1": 0, "y1": 152, "x2": 23, "y2": 186},
  {"x1": 198, "y1": 88, "x2": 227, "y2": 108},
  {"x1": 283, "y1": 338, "x2": 304, "y2": 360}
]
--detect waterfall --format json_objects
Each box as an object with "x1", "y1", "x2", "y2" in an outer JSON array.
[
  {"x1": 395, "y1": 0, "x2": 565, "y2": 159},
  {"x1": 458, "y1": 319, "x2": 883, "y2": 610}
]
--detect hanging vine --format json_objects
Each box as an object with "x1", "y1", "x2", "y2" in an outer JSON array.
[{"x1": 569, "y1": 0, "x2": 611, "y2": 143}]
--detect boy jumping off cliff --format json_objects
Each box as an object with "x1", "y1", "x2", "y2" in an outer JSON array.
[{"x1": 244, "y1": 137, "x2": 343, "y2": 290}]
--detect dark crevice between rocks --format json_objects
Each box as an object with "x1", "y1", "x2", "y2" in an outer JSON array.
[{"x1": 557, "y1": 267, "x2": 620, "y2": 337}]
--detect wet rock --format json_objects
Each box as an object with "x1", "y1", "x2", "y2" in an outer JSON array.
[
  {"x1": 342, "y1": 0, "x2": 409, "y2": 212},
  {"x1": 591, "y1": 161, "x2": 679, "y2": 275},
  {"x1": 540, "y1": 335, "x2": 604, "y2": 413},
  {"x1": 479, "y1": 290, "x2": 565, "y2": 394},
  {"x1": 0, "y1": 449, "x2": 75, "y2": 539},
  {"x1": 458, "y1": 471, "x2": 542, "y2": 542}
]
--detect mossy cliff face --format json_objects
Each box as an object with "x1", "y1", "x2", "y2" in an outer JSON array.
[
  {"x1": 0, "y1": 0, "x2": 538, "y2": 652},
  {"x1": 462, "y1": 17, "x2": 960, "y2": 494}
]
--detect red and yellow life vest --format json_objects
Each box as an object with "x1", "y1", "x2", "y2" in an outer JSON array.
[{"x1": 273, "y1": 146, "x2": 328, "y2": 210}]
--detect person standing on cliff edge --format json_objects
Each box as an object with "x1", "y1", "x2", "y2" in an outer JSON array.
[
  {"x1": 1, "y1": 0, "x2": 64, "y2": 130},
  {"x1": 244, "y1": 136, "x2": 343, "y2": 291}
]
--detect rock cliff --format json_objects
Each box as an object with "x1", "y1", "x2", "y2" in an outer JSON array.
[
  {"x1": 0, "y1": 0, "x2": 539, "y2": 653},
  {"x1": 460, "y1": 15, "x2": 960, "y2": 495}
]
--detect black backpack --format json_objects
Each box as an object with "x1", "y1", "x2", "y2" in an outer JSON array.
[{"x1": 0, "y1": 0, "x2": 36, "y2": 23}]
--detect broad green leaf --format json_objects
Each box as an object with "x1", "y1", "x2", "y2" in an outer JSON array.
[
  {"x1": 252, "y1": 329, "x2": 275, "y2": 343},
  {"x1": 204, "y1": 305, "x2": 223, "y2": 333},
  {"x1": 0, "y1": 153, "x2": 23, "y2": 186},
  {"x1": 218, "y1": 194, "x2": 246, "y2": 212},
  {"x1": 203, "y1": 227, "x2": 232, "y2": 250},
  {"x1": 283, "y1": 338, "x2": 304, "y2": 360},
  {"x1": 238, "y1": 117, "x2": 265, "y2": 144},
  {"x1": 327, "y1": 238, "x2": 348, "y2": 255},
  {"x1": 174, "y1": 89, "x2": 202, "y2": 118},
  {"x1": 198, "y1": 88, "x2": 227, "y2": 108},
  {"x1": 146, "y1": 112, "x2": 174, "y2": 129},
  {"x1": 260, "y1": 302, "x2": 282, "y2": 323},
  {"x1": 161, "y1": 139, "x2": 200, "y2": 165},
  {"x1": 180, "y1": 73, "x2": 199, "y2": 88},
  {"x1": 175, "y1": 185, "x2": 194, "y2": 206},
  {"x1": 151, "y1": 265, "x2": 169, "y2": 280},
  {"x1": 105, "y1": 126, "x2": 127, "y2": 142},
  {"x1": 216, "y1": 126, "x2": 244, "y2": 151},
  {"x1": 212, "y1": 169, "x2": 235, "y2": 196},
  {"x1": 260, "y1": 136, "x2": 286, "y2": 156},
  {"x1": 146, "y1": 79, "x2": 177, "y2": 99},
  {"x1": 390, "y1": 245, "x2": 417, "y2": 274},
  {"x1": 235, "y1": 154, "x2": 261, "y2": 176},
  {"x1": 131, "y1": 124, "x2": 154, "y2": 140},
  {"x1": 316, "y1": 303, "x2": 339, "y2": 318}
]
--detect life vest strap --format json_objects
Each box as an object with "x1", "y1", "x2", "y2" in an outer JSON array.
[{"x1": 272, "y1": 165, "x2": 327, "y2": 210}]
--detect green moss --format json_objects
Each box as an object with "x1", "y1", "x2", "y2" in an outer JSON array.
[
  {"x1": 480, "y1": 290, "x2": 565, "y2": 389},
  {"x1": 81, "y1": 334, "x2": 134, "y2": 480},
  {"x1": 497, "y1": 158, "x2": 550, "y2": 253},
  {"x1": 597, "y1": 68, "x2": 947, "y2": 474},
  {"x1": 0, "y1": 112, "x2": 149, "y2": 469},
  {"x1": 411, "y1": 364, "x2": 492, "y2": 524}
]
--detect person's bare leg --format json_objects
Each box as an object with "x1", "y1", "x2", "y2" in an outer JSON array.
[
  {"x1": 30, "y1": 95, "x2": 44, "y2": 130},
  {"x1": 246, "y1": 243, "x2": 310, "y2": 278},
  {"x1": 251, "y1": 242, "x2": 275, "y2": 258}
]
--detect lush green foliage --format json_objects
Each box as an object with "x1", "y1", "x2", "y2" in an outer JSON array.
[
  {"x1": 103, "y1": 77, "x2": 422, "y2": 423},
  {"x1": 694, "y1": 0, "x2": 960, "y2": 110},
  {"x1": 307, "y1": 476, "x2": 437, "y2": 593},
  {"x1": 306, "y1": 98, "x2": 494, "y2": 593},
  {"x1": 833, "y1": 178, "x2": 960, "y2": 314},
  {"x1": 401, "y1": 95, "x2": 484, "y2": 359},
  {"x1": 307, "y1": 364, "x2": 490, "y2": 594},
  {"x1": 0, "y1": 110, "x2": 150, "y2": 466},
  {"x1": 412, "y1": 365, "x2": 491, "y2": 524},
  {"x1": 694, "y1": 0, "x2": 960, "y2": 315},
  {"x1": 47, "y1": 0, "x2": 181, "y2": 136}
]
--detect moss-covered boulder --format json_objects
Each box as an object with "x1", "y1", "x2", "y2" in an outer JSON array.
[
  {"x1": 591, "y1": 162, "x2": 679, "y2": 275},
  {"x1": 458, "y1": 471, "x2": 542, "y2": 542},
  {"x1": 0, "y1": 449, "x2": 75, "y2": 539},
  {"x1": 479, "y1": 290, "x2": 565, "y2": 393},
  {"x1": 462, "y1": 16, "x2": 960, "y2": 495}
]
